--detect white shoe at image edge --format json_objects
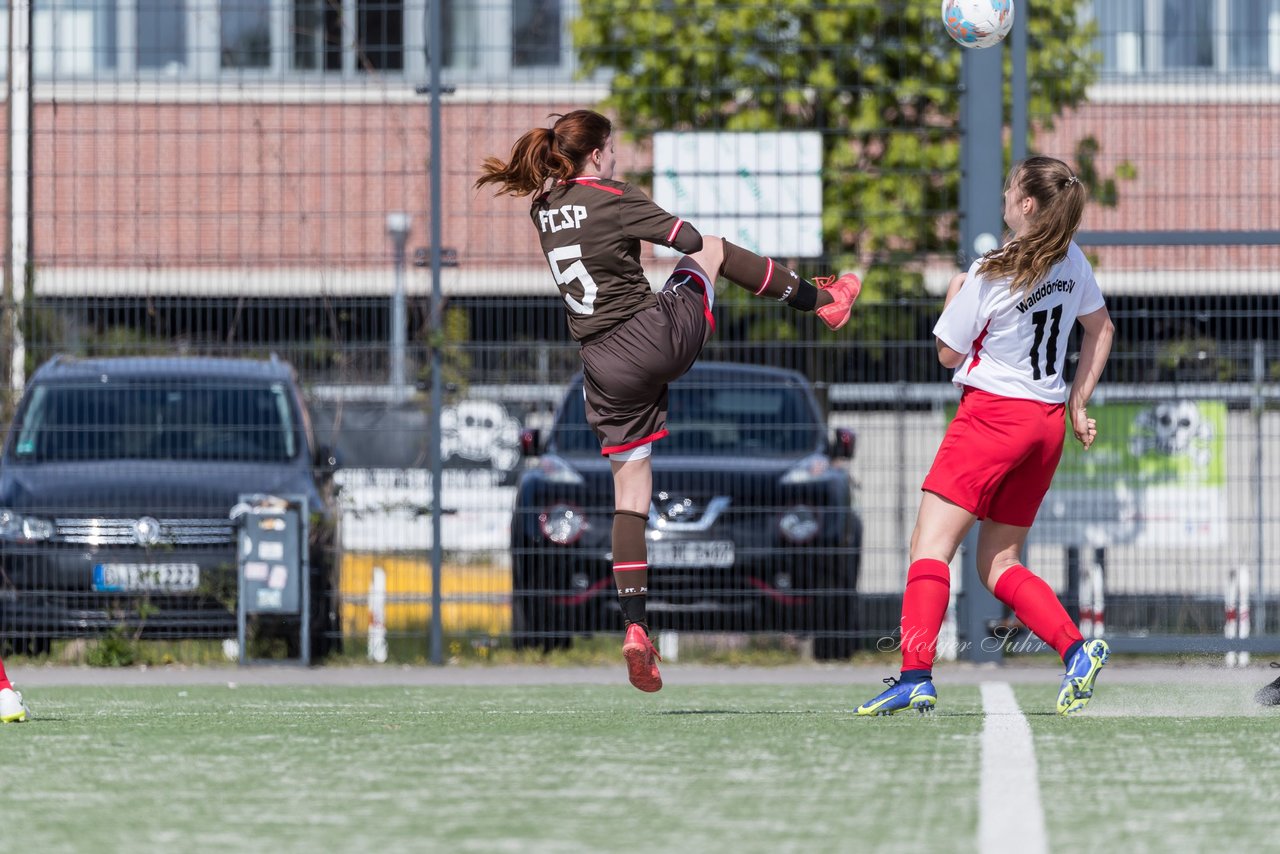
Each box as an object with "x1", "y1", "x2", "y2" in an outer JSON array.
[{"x1": 0, "y1": 687, "x2": 28, "y2": 723}]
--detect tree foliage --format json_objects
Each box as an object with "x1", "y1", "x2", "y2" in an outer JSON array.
[{"x1": 574, "y1": 0, "x2": 1109, "y2": 315}]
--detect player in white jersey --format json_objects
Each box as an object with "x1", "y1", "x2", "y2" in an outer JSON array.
[
  {"x1": 857, "y1": 156, "x2": 1116, "y2": 717},
  {"x1": 935, "y1": 239, "x2": 1103, "y2": 403}
]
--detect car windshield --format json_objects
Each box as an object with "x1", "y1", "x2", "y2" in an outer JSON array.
[
  {"x1": 552, "y1": 376, "x2": 821, "y2": 457},
  {"x1": 11, "y1": 381, "x2": 299, "y2": 463}
]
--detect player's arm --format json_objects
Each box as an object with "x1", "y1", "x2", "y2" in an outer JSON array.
[
  {"x1": 1067, "y1": 306, "x2": 1115, "y2": 450},
  {"x1": 934, "y1": 272, "x2": 970, "y2": 368},
  {"x1": 618, "y1": 185, "x2": 704, "y2": 253},
  {"x1": 933, "y1": 271, "x2": 979, "y2": 369}
]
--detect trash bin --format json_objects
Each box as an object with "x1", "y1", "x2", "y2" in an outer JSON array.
[{"x1": 233, "y1": 494, "x2": 310, "y2": 665}]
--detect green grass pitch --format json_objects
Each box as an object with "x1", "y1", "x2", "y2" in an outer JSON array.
[{"x1": 3, "y1": 682, "x2": 1277, "y2": 852}]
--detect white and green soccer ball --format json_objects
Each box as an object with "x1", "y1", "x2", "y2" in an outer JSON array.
[{"x1": 942, "y1": 0, "x2": 1015, "y2": 49}]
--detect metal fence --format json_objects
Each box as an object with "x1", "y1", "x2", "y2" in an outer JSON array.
[{"x1": 1, "y1": 1, "x2": 1279, "y2": 663}]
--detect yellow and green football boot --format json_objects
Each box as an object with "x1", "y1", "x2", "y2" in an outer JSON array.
[
  {"x1": 1057, "y1": 638, "x2": 1110, "y2": 716},
  {"x1": 856, "y1": 677, "x2": 937, "y2": 716}
]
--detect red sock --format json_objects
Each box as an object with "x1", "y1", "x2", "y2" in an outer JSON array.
[
  {"x1": 0, "y1": 655, "x2": 10, "y2": 691},
  {"x1": 899, "y1": 559, "x2": 952, "y2": 672},
  {"x1": 992, "y1": 564, "x2": 1083, "y2": 660}
]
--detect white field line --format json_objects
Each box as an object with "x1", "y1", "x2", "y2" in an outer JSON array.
[{"x1": 979, "y1": 682, "x2": 1048, "y2": 854}]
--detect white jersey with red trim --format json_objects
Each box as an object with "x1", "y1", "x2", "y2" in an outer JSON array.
[{"x1": 933, "y1": 241, "x2": 1105, "y2": 403}]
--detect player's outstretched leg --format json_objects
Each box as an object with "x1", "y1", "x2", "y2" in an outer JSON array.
[
  {"x1": 812, "y1": 274, "x2": 862, "y2": 331},
  {"x1": 715, "y1": 238, "x2": 861, "y2": 331},
  {"x1": 1256, "y1": 662, "x2": 1280, "y2": 706},
  {"x1": 622, "y1": 623, "x2": 662, "y2": 693},
  {"x1": 856, "y1": 675, "x2": 937, "y2": 716},
  {"x1": 0, "y1": 687, "x2": 28, "y2": 723},
  {"x1": 1057, "y1": 638, "x2": 1110, "y2": 716}
]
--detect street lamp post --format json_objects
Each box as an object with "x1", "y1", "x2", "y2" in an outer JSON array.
[{"x1": 386, "y1": 213, "x2": 411, "y2": 398}]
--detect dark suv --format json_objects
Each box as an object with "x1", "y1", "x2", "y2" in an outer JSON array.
[
  {"x1": 0, "y1": 355, "x2": 342, "y2": 659},
  {"x1": 511, "y1": 362, "x2": 862, "y2": 660}
]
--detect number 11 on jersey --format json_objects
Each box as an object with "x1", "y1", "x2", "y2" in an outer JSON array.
[{"x1": 1029, "y1": 305, "x2": 1063, "y2": 380}]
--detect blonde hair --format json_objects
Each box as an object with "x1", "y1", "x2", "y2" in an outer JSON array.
[
  {"x1": 474, "y1": 110, "x2": 612, "y2": 198},
  {"x1": 977, "y1": 156, "x2": 1086, "y2": 294}
]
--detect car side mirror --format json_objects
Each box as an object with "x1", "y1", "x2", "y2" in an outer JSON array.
[
  {"x1": 519, "y1": 428, "x2": 542, "y2": 458},
  {"x1": 831, "y1": 428, "x2": 856, "y2": 460},
  {"x1": 314, "y1": 444, "x2": 341, "y2": 473}
]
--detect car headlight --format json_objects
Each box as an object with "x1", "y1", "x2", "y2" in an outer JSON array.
[
  {"x1": 539, "y1": 504, "x2": 587, "y2": 545},
  {"x1": 778, "y1": 506, "x2": 820, "y2": 543},
  {"x1": 537, "y1": 454, "x2": 586, "y2": 486},
  {"x1": 0, "y1": 510, "x2": 54, "y2": 542},
  {"x1": 779, "y1": 453, "x2": 832, "y2": 485}
]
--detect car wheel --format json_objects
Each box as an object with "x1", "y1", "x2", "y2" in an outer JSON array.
[
  {"x1": 810, "y1": 558, "x2": 860, "y2": 661},
  {"x1": 510, "y1": 596, "x2": 572, "y2": 653},
  {"x1": 279, "y1": 586, "x2": 340, "y2": 663},
  {"x1": 4, "y1": 633, "x2": 52, "y2": 658},
  {"x1": 511, "y1": 557, "x2": 573, "y2": 653},
  {"x1": 812, "y1": 632, "x2": 857, "y2": 662},
  {"x1": 308, "y1": 590, "x2": 341, "y2": 662}
]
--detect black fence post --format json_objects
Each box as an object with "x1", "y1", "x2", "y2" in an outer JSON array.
[{"x1": 1065, "y1": 544, "x2": 1081, "y2": 625}]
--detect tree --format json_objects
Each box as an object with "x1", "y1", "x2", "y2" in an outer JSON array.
[{"x1": 574, "y1": 0, "x2": 1121, "y2": 364}]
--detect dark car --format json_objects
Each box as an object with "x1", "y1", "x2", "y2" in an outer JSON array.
[
  {"x1": 0, "y1": 355, "x2": 342, "y2": 659},
  {"x1": 511, "y1": 362, "x2": 862, "y2": 660}
]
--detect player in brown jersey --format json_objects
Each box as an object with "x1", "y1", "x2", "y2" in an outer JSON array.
[{"x1": 477, "y1": 109, "x2": 860, "y2": 692}]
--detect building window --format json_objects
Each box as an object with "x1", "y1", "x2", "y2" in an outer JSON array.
[
  {"x1": 291, "y1": 0, "x2": 403, "y2": 73},
  {"x1": 292, "y1": 0, "x2": 344, "y2": 72},
  {"x1": 222, "y1": 1, "x2": 271, "y2": 69},
  {"x1": 442, "y1": 0, "x2": 576, "y2": 80},
  {"x1": 511, "y1": 0, "x2": 561, "y2": 68},
  {"x1": 33, "y1": 0, "x2": 117, "y2": 76},
  {"x1": 357, "y1": 0, "x2": 404, "y2": 72},
  {"x1": 1232, "y1": 0, "x2": 1280, "y2": 70},
  {"x1": 34, "y1": 0, "x2": 424, "y2": 79},
  {"x1": 0, "y1": 1, "x2": 6, "y2": 79},
  {"x1": 138, "y1": 0, "x2": 187, "y2": 71},
  {"x1": 1094, "y1": 0, "x2": 1280, "y2": 75}
]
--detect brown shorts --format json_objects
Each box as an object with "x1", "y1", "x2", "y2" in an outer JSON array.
[{"x1": 578, "y1": 267, "x2": 715, "y2": 455}]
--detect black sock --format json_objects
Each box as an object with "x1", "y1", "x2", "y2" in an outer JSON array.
[
  {"x1": 898, "y1": 668, "x2": 932, "y2": 684},
  {"x1": 1063, "y1": 639, "x2": 1085, "y2": 665},
  {"x1": 620, "y1": 597, "x2": 648, "y2": 632},
  {"x1": 787, "y1": 280, "x2": 818, "y2": 312}
]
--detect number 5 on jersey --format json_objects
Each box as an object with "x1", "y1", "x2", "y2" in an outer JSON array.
[{"x1": 547, "y1": 244, "x2": 599, "y2": 315}]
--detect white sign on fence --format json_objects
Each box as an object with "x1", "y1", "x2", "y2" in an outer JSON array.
[{"x1": 652, "y1": 132, "x2": 824, "y2": 258}]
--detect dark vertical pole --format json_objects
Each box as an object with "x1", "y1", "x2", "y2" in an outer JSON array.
[
  {"x1": 6, "y1": 1, "x2": 33, "y2": 403},
  {"x1": 960, "y1": 46, "x2": 1005, "y2": 266},
  {"x1": 427, "y1": 0, "x2": 445, "y2": 666},
  {"x1": 957, "y1": 44, "x2": 1006, "y2": 663},
  {"x1": 1065, "y1": 544, "x2": 1081, "y2": 625},
  {"x1": 1253, "y1": 340, "x2": 1266, "y2": 634},
  {"x1": 1011, "y1": 1, "x2": 1028, "y2": 163}
]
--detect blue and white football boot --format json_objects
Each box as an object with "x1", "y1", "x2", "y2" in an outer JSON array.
[
  {"x1": 1057, "y1": 638, "x2": 1110, "y2": 716},
  {"x1": 856, "y1": 677, "x2": 937, "y2": 716}
]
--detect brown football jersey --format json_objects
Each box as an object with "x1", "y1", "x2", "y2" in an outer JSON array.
[{"x1": 531, "y1": 177, "x2": 691, "y2": 341}]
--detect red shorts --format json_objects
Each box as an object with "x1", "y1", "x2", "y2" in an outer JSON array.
[{"x1": 921, "y1": 387, "x2": 1066, "y2": 527}]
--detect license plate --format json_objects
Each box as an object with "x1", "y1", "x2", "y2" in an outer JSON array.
[
  {"x1": 647, "y1": 540, "x2": 735, "y2": 569},
  {"x1": 92, "y1": 563, "x2": 201, "y2": 593}
]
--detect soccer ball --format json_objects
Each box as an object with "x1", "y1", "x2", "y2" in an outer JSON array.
[{"x1": 941, "y1": 0, "x2": 1015, "y2": 49}]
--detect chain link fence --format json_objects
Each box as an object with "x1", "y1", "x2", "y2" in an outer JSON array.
[{"x1": 0, "y1": 1, "x2": 1277, "y2": 662}]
